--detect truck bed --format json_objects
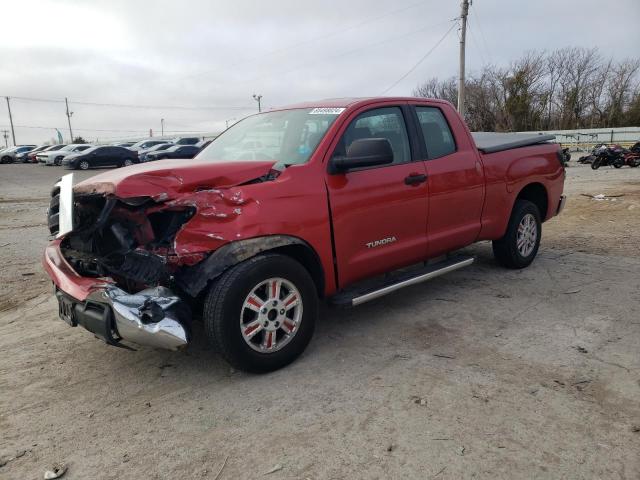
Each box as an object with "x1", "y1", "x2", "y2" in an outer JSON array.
[{"x1": 472, "y1": 132, "x2": 556, "y2": 154}]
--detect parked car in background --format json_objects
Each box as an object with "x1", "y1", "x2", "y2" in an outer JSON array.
[
  {"x1": 173, "y1": 137, "x2": 201, "y2": 145},
  {"x1": 38, "y1": 144, "x2": 92, "y2": 165},
  {"x1": 17, "y1": 145, "x2": 49, "y2": 163},
  {"x1": 28, "y1": 144, "x2": 67, "y2": 163},
  {"x1": 62, "y1": 145, "x2": 138, "y2": 170},
  {"x1": 1, "y1": 145, "x2": 37, "y2": 163},
  {"x1": 128, "y1": 139, "x2": 168, "y2": 151},
  {"x1": 195, "y1": 139, "x2": 213, "y2": 150},
  {"x1": 112, "y1": 142, "x2": 136, "y2": 148},
  {"x1": 138, "y1": 143, "x2": 172, "y2": 162},
  {"x1": 145, "y1": 144, "x2": 200, "y2": 161}
]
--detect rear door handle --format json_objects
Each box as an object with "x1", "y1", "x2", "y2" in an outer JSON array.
[{"x1": 404, "y1": 173, "x2": 427, "y2": 186}]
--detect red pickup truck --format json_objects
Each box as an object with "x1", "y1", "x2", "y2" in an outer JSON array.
[{"x1": 43, "y1": 97, "x2": 566, "y2": 372}]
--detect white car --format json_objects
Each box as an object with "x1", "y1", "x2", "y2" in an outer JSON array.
[{"x1": 37, "y1": 144, "x2": 92, "y2": 166}]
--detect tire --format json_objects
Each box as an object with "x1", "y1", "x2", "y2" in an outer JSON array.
[
  {"x1": 54, "y1": 156, "x2": 64, "y2": 166},
  {"x1": 1, "y1": 156, "x2": 10, "y2": 164},
  {"x1": 203, "y1": 253, "x2": 318, "y2": 373},
  {"x1": 492, "y1": 200, "x2": 541, "y2": 269},
  {"x1": 122, "y1": 158, "x2": 134, "y2": 167},
  {"x1": 613, "y1": 159, "x2": 623, "y2": 169},
  {"x1": 78, "y1": 160, "x2": 90, "y2": 170},
  {"x1": 591, "y1": 159, "x2": 601, "y2": 169}
]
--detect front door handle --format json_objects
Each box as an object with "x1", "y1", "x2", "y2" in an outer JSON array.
[{"x1": 404, "y1": 173, "x2": 427, "y2": 186}]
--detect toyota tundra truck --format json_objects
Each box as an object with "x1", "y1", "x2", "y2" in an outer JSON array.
[{"x1": 43, "y1": 97, "x2": 566, "y2": 372}]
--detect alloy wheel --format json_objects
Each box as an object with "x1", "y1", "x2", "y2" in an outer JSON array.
[
  {"x1": 240, "y1": 277, "x2": 303, "y2": 353},
  {"x1": 516, "y1": 213, "x2": 537, "y2": 257}
]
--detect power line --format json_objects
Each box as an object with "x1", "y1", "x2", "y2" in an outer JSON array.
[
  {"x1": 233, "y1": 20, "x2": 453, "y2": 87},
  {"x1": 470, "y1": 2, "x2": 493, "y2": 64},
  {"x1": 4, "y1": 96, "x2": 255, "y2": 111},
  {"x1": 380, "y1": 20, "x2": 458, "y2": 95},
  {"x1": 466, "y1": 20, "x2": 487, "y2": 66},
  {"x1": 0, "y1": 123, "x2": 220, "y2": 134},
  {"x1": 171, "y1": 0, "x2": 429, "y2": 83}
]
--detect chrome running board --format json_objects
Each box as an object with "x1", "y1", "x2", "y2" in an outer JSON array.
[{"x1": 331, "y1": 255, "x2": 475, "y2": 307}]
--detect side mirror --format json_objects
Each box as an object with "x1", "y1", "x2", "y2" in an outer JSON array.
[{"x1": 330, "y1": 138, "x2": 393, "y2": 173}]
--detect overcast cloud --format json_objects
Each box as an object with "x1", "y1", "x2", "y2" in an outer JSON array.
[{"x1": 1, "y1": 0, "x2": 639, "y2": 144}]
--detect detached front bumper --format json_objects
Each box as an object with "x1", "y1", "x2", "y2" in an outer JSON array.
[{"x1": 43, "y1": 240, "x2": 190, "y2": 350}]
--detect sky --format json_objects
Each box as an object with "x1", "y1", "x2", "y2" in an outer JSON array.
[{"x1": 1, "y1": 0, "x2": 639, "y2": 145}]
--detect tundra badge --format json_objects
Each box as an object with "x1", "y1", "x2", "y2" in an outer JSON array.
[{"x1": 366, "y1": 236, "x2": 397, "y2": 249}]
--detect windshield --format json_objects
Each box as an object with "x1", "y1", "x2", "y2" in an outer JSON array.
[{"x1": 197, "y1": 108, "x2": 341, "y2": 165}]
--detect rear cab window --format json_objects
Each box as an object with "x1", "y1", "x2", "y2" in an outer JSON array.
[{"x1": 415, "y1": 106, "x2": 456, "y2": 159}]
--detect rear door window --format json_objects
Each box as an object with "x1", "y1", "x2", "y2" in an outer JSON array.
[{"x1": 415, "y1": 107, "x2": 456, "y2": 159}]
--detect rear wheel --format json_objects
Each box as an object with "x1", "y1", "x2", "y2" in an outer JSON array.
[
  {"x1": 613, "y1": 158, "x2": 624, "y2": 168},
  {"x1": 203, "y1": 253, "x2": 318, "y2": 373},
  {"x1": 492, "y1": 200, "x2": 541, "y2": 269},
  {"x1": 1, "y1": 156, "x2": 10, "y2": 164}
]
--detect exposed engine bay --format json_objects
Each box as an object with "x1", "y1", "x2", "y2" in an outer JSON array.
[
  {"x1": 46, "y1": 164, "x2": 282, "y2": 299},
  {"x1": 57, "y1": 193, "x2": 197, "y2": 291}
]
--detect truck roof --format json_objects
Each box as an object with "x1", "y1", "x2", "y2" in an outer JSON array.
[{"x1": 276, "y1": 97, "x2": 451, "y2": 110}]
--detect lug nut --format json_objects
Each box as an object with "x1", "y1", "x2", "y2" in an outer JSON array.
[
  {"x1": 275, "y1": 321, "x2": 280, "y2": 327},
  {"x1": 279, "y1": 309, "x2": 285, "y2": 315},
  {"x1": 263, "y1": 321, "x2": 269, "y2": 327},
  {"x1": 261, "y1": 308, "x2": 267, "y2": 314},
  {"x1": 272, "y1": 301, "x2": 277, "y2": 306}
]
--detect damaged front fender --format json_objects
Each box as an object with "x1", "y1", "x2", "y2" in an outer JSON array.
[{"x1": 175, "y1": 235, "x2": 310, "y2": 297}]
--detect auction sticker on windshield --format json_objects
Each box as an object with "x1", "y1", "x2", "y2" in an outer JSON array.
[{"x1": 309, "y1": 108, "x2": 345, "y2": 115}]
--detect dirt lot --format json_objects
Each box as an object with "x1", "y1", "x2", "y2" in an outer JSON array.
[{"x1": 1, "y1": 161, "x2": 639, "y2": 479}]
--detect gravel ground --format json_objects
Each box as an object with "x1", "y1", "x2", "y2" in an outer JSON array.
[{"x1": 1, "y1": 161, "x2": 639, "y2": 479}]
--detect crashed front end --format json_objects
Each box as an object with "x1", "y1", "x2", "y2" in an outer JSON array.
[{"x1": 43, "y1": 167, "x2": 262, "y2": 351}]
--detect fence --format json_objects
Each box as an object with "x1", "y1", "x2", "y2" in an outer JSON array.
[{"x1": 517, "y1": 127, "x2": 640, "y2": 151}]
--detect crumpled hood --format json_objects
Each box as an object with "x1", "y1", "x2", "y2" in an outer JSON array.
[{"x1": 74, "y1": 159, "x2": 276, "y2": 200}]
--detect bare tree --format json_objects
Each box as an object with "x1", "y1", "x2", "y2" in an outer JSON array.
[
  {"x1": 414, "y1": 47, "x2": 639, "y2": 131},
  {"x1": 605, "y1": 59, "x2": 640, "y2": 126}
]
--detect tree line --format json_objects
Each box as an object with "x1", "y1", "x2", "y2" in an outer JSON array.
[{"x1": 413, "y1": 47, "x2": 640, "y2": 132}]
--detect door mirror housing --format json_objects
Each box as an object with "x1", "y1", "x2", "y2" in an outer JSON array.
[{"x1": 330, "y1": 138, "x2": 394, "y2": 173}]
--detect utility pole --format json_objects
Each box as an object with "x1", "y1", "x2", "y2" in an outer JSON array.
[
  {"x1": 65, "y1": 97, "x2": 74, "y2": 142},
  {"x1": 253, "y1": 94, "x2": 262, "y2": 113},
  {"x1": 5, "y1": 97, "x2": 16, "y2": 145},
  {"x1": 457, "y1": 0, "x2": 470, "y2": 118},
  {"x1": 2, "y1": 129, "x2": 8, "y2": 148},
  {"x1": 161, "y1": 118, "x2": 164, "y2": 137}
]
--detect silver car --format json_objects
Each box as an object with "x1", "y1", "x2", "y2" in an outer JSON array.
[
  {"x1": 0, "y1": 145, "x2": 37, "y2": 164},
  {"x1": 38, "y1": 144, "x2": 92, "y2": 166}
]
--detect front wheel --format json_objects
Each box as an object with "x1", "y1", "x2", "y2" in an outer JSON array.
[
  {"x1": 122, "y1": 158, "x2": 134, "y2": 167},
  {"x1": 492, "y1": 200, "x2": 541, "y2": 269},
  {"x1": 203, "y1": 253, "x2": 318, "y2": 373},
  {"x1": 78, "y1": 160, "x2": 90, "y2": 170},
  {"x1": 591, "y1": 159, "x2": 601, "y2": 169}
]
